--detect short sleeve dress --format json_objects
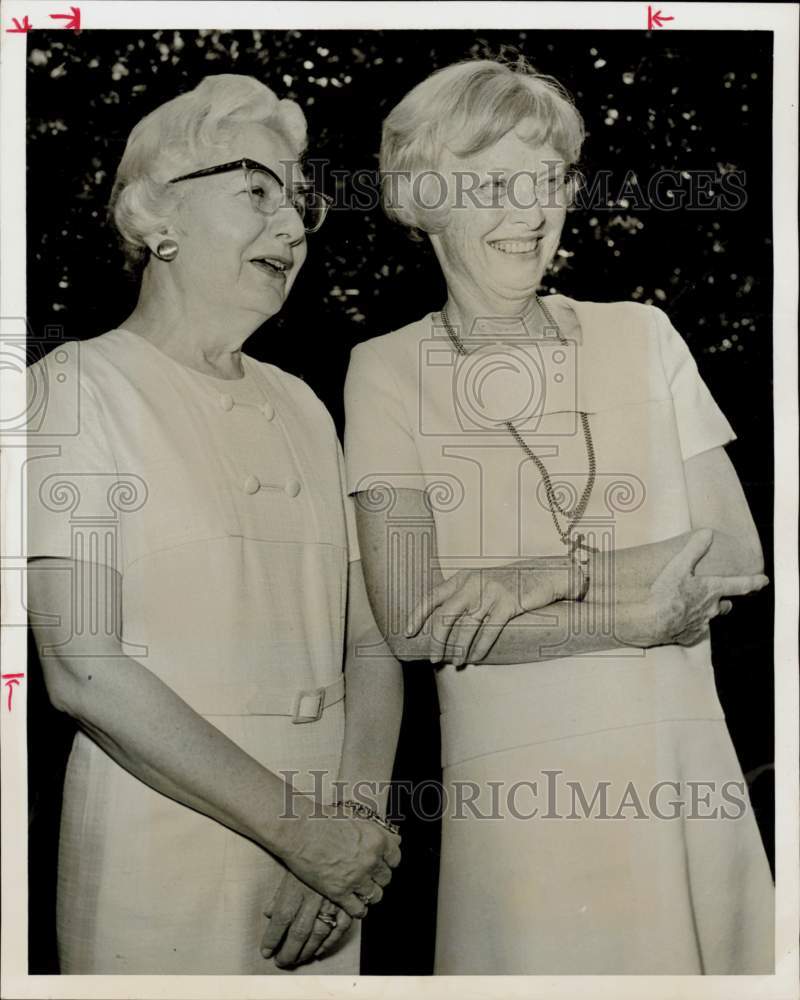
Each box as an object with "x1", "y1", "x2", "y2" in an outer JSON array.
[
  {"x1": 343, "y1": 296, "x2": 774, "y2": 975},
  {"x1": 27, "y1": 328, "x2": 360, "y2": 974}
]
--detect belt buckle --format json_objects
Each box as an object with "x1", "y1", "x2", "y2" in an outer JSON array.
[{"x1": 292, "y1": 687, "x2": 325, "y2": 724}]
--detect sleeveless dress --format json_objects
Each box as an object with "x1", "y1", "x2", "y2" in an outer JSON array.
[
  {"x1": 27, "y1": 329, "x2": 360, "y2": 974},
  {"x1": 343, "y1": 295, "x2": 774, "y2": 974}
]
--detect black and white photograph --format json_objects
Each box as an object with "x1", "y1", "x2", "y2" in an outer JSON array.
[{"x1": 1, "y1": 2, "x2": 798, "y2": 998}]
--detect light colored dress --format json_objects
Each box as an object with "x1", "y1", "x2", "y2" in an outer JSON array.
[
  {"x1": 344, "y1": 295, "x2": 774, "y2": 974},
  {"x1": 27, "y1": 329, "x2": 360, "y2": 974}
]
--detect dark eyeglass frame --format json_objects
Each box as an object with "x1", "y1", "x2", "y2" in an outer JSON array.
[{"x1": 168, "y1": 158, "x2": 332, "y2": 233}]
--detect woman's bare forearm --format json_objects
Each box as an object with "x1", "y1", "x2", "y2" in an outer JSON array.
[
  {"x1": 28, "y1": 560, "x2": 316, "y2": 863},
  {"x1": 44, "y1": 647, "x2": 316, "y2": 856},
  {"x1": 356, "y1": 486, "x2": 763, "y2": 666},
  {"x1": 589, "y1": 529, "x2": 763, "y2": 605},
  {"x1": 336, "y1": 561, "x2": 403, "y2": 815},
  {"x1": 336, "y1": 641, "x2": 403, "y2": 815},
  {"x1": 445, "y1": 529, "x2": 764, "y2": 665},
  {"x1": 470, "y1": 599, "x2": 635, "y2": 663},
  {"x1": 377, "y1": 531, "x2": 759, "y2": 665}
]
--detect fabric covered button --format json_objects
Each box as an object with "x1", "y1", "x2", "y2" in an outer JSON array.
[
  {"x1": 284, "y1": 479, "x2": 302, "y2": 498},
  {"x1": 261, "y1": 400, "x2": 275, "y2": 421},
  {"x1": 219, "y1": 393, "x2": 234, "y2": 411},
  {"x1": 243, "y1": 474, "x2": 260, "y2": 495}
]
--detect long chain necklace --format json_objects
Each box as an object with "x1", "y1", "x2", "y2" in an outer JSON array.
[{"x1": 440, "y1": 297, "x2": 597, "y2": 553}]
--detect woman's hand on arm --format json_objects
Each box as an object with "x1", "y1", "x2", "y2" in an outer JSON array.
[
  {"x1": 406, "y1": 559, "x2": 582, "y2": 665},
  {"x1": 355, "y1": 471, "x2": 768, "y2": 667},
  {"x1": 591, "y1": 446, "x2": 765, "y2": 605},
  {"x1": 494, "y1": 446, "x2": 768, "y2": 657},
  {"x1": 356, "y1": 488, "x2": 613, "y2": 666},
  {"x1": 27, "y1": 557, "x2": 400, "y2": 921},
  {"x1": 584, "y1": 446, "x2": 767, "y2": 629},
  {"x1": 611, "y1": 528, "x2": 767, "y2": 648},
  {"x1": 440, "y1": 529, "x2": 767, "y2": 663}
]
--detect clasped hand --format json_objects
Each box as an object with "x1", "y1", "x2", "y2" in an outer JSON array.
[
  {"x1": 406, "y1": 563, "x2": 569, "y2": 666},
  {"x1": 261, "y1": 870, "x2": 352, "y2": 969},
  {"x1": 262, "y1": 806, "x2": 400, "y2": 968},
  {"x1": 618, "y1": 528, "x2": 769, "y2": 647}
]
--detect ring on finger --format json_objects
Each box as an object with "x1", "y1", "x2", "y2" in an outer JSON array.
[
  {"x1": 315, "y1": 911, "x2": 338, "y2": 929},
  {"x1": 355, "y1": 887, "x2": 378, "y2": 905}
]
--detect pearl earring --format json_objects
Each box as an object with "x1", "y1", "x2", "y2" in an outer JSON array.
[{"x1": 155, "y1": 239, "x2": 179, "y2": 262}]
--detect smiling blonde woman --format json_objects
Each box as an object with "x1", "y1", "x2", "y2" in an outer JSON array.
[{"x1": 344, "y1": 58, "x2": 773, "y2": 975}]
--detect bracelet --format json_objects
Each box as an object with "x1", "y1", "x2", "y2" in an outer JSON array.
[
  {"x1": 335, "y1": 799, "x2": 400, "y2": 836},
  {"x1": 568, "y1": 536, "x2": 596, "y2": 602}
]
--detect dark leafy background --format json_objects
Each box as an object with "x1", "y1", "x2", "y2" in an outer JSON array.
[{"x1": 27, "y1": 29, "x2": 774, "y2": 974}]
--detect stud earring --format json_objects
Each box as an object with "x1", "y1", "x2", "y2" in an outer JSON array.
[{"x1": 154, "y1": 239, "x2": 179, "y2": 262}]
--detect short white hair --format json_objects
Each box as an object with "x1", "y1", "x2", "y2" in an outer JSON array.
[
  {"x1": 380, "y1": 58, "x2": 585, "y2": 237},
  {"x1": 110, "y1": 74, "x2": 307, "y2": 269}
]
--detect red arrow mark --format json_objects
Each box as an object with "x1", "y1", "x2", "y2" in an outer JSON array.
[
  {"x1": 647, "y1": 5, "x2": 674, "y2": 29},
  {"x1": 1, "y1": 673, "x2": 25, "y2": 712},
  {"x1": 49, "y1": 5, "x2": 80, "y2": 31},
  {"x1": 6, "y1": 16, "x2": 32, "y2": 32}
]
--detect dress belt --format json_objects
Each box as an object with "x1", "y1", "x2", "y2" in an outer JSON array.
[
  {"x1": 191, "y1": 675, "x2": 346, "y2": 722},
  {"x1": 256, "y1": 675, "x2": 345, "y2": 723}
]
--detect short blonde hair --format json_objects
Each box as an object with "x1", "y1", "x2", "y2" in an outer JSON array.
[
  {"x1": 110, "y1": 74, "x2": 307, "y2": 270},
  {"x1": 380, "y1": 58, "x2": 585, "y2": 236}
]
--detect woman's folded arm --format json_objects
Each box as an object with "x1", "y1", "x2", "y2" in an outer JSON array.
[{"x1": 355, "y1": 470, "x2": 767, "y2": 667}]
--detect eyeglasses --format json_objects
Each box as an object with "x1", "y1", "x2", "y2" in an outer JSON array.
[{"x1": 169, "y1": 158, "x2": 332, "y2": 233}]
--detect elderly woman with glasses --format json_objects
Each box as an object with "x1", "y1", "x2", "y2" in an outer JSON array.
[
  {"x1": 344, "y1": 59, "x2": 773, "y2": 974},
  {"x1": 27, "y1": 74, "x2": 402, "y2": 975}
]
